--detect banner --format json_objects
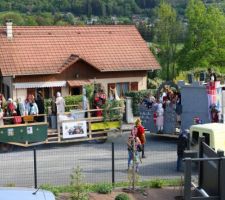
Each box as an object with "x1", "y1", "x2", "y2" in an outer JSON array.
[
  {"x1": 206, "y1": 81, "x2": 222, "y2": 121},
  {"x1": 62, "y1": 121, "x2": 87, "y2": 139}
]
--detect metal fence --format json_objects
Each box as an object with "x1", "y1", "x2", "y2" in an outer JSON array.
[
  {"x1": 0, "y1": 135, "x2": 181, "y2": 187},
  {"x1": 184, "y1": 137, "x2": 225, "y2": 200}
]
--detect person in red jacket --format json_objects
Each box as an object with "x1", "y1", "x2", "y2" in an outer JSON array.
[{"x1": 135, "y1": 118, "x2": 146, "y2": 158}]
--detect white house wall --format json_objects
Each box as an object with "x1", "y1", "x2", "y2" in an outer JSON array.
[{"x1": 12, "y1": 88, "x2": 27, "y2": 101}]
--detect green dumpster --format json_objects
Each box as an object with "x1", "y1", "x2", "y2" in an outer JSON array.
[{"x1": 0, "y1": 122, "x2": 48, "y2": 143}]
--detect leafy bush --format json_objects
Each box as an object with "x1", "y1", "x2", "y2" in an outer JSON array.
[
  {"x1": 44, "y1": 98, "x2": 52, "y2": 114},
  {"x1": 44, "y1": 95, "x2": 83, "y2": 113},
  {"x1": 84, "y1": 84, "x2": 94, "y2": 101},
  {"x1": 150, "y1": 179, "x2": 164, "y2": 188},
  {"x1": 125, "y1": 89, "x2": 156, "y2": 116},
  {"x1": 64, "y1": 95, "x2": 82, "y2": 112},
  {"x1": 147, "y1": 78, "x2": 163, "y2": 89},
  {"x1": 115, "y1": 193, "x2": 130, "y2": 200},
  {"x1": 95, "y1": 183, "x2": 113, "y2": 194},
  {"x1": 70, "y1": 166, "x2": 88, "y2": 200},
  {"x1": 102, "y1": 100, "x2": 123, "y2": 121}
]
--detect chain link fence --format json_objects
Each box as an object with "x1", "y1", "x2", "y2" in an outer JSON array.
[{"x1": 0, "y1": 135, "x2": 183, "y2": 187}]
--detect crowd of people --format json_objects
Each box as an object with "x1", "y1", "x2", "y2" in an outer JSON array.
[
  {"x1": 0, "y1": 91, "x2": 66, "y2": 126},
  {"x1": 142, "y1": 86, "x2": 182, "y2": 134},
  {"x1": 0, "y1": 92, "x2": 45, "y2": 125}
]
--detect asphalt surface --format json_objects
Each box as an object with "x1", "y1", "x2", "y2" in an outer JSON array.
[{"x1": 0, "y1": 130, "x2": 182, "y2": 187}]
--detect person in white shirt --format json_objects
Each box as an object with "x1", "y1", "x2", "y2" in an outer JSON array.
[{"x1": 55, "y1": 92, "x2": 65, "y2": 115}]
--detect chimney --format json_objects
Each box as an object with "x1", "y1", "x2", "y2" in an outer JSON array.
[{"x1": 6, "y1": 20, "x2": 13, "y2": 40}]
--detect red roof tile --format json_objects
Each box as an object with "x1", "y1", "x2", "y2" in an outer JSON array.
[
  {"x1": 67, "y1": 80, "x2": 91, "y2": 87},
  {"x1": 0, "y1": 25, "x2": 160, "y2": 76}
]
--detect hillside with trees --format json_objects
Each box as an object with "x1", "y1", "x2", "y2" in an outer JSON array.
[{"x1": 0, "y1": 0, "x2": 225, "y2": 81}]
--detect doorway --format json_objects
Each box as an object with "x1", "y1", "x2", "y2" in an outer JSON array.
[{"x1": 71, "y1": 87, "x2": 81, "y2": 95}]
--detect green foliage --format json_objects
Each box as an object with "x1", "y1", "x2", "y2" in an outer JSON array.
[
  {"x1": 40, "y1": 178, "x2": 182, "y2": 197},
  {"x1": 84, "y1": 84, "x2": 94, "y2": 101},
  {"x1": 115, "y1": 193, "x2": 130, "y2": 200},
  {"x1": 125, "y1": 89, "x2": 156, "y2": 116},
  {"x1": 94, "y1": 183, "x2": 113, "y2": 194},
  {"x1": 44, "y1": 98, "x2": 52, "y2": 114},
  {"x1": 102, "y1": 100, "x2": 123, "y2": 121},
  {"x1": 147, "y1": 78, "x2": 163, "y2": 89},
  {"x1": 178, "y1": 0, "x2": 225, "y2": 70},
  {"x1": 4, "y1": 183, "x2": 16, "y2": 187},
  {"x1": 64, "y1": 95, "x2": 82, "y2": 112},
  {"x1": 154, "y1": 2, "x2": 183, "y2": 80},
  {"x1": 149, "y1": 179, "x2": 164, "y2": 188},
  {"x1": 0, "y1": 12, "x2": 24, "y2": 25},
  {"x1": 70, "y1": 166, "x2": 88, "y2": 200}
]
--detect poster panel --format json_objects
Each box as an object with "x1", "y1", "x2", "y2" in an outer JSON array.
[{"x1": 62, "y1": 121, "x2": 87, "y2": 139}]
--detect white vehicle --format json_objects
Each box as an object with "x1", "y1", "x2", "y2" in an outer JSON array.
[
  {"x1": 190, "y1": 123, "x2": 225, "y2": 152},
  {"x1": 0, "y1": 187, "x2": 55, "y2": 200}
]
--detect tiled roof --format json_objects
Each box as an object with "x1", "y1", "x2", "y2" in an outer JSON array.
[
  {"x1": 0, "y1": 25, "x2": 160, "y2": 76},
  {"x1": 67, "y1": 80, "x2": 91, "y2": 87}
]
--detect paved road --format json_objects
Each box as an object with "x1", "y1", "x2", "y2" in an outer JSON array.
[{"x1": 0, "y1": 131, "x2": 182, "y2": 187}]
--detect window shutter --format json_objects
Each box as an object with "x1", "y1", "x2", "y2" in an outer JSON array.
[{"x1": 131, "y1": 82, "x2": 138, "y2": 91}]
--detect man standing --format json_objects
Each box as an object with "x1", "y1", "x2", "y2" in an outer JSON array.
[{"x1": 176, "y1": 130, "x2": 189, "y2": 171}]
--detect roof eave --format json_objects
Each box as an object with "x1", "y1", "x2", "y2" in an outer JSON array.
[{"x1": 2, "y1": 72, "x2": 59, "y2": 77}]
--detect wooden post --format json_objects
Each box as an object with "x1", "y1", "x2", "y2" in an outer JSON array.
[
  {"x1": 87, "y1": 102, "x2": 92, "y2": 139},
  {"x1": 57, "y1": 114, "x2": 61, "y2": 142}
]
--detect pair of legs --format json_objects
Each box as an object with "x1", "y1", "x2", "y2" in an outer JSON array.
[
  {"x1": 157, "y1": 126, "x2": 163, "y2": 133},
  {"x1": 176, "y1": 155, "x2": 183, "y2": 171},
  {"x1": 128, "y1": 150, "x2": 140, "y2": 172},
  {"x1": 141, "y1": 144, "x2": 145, "y2": 158}
]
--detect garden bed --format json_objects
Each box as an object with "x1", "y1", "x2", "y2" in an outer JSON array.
[{"x1": 56, "y1": 187, "x2": 182, "y2": 200}]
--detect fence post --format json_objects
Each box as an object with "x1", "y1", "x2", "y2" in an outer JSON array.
[
  {"x1": 217, "y1": 151, "x2": 225, "y2": 200},
  {"x1": 112, "y1": 142, "x2": 115, "y2": 187},
  {"x1": 198, "y1": 136, "x2": 205, "y2": 188},
  {"x1": 220, "y1": 157, "x2": 225, "y2": 200},
  {"x1": 33, "y1": 148, "x2": 37, "y2": 189},
  {"x1": 184, "y1": 158, "x2": 192, "y2": 200}
]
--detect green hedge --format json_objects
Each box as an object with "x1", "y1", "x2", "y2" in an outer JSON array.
[
  {"x1": 125, "y1": 89, "x2": 156, "y2": 116},
  {"x1": 44, "y1": 95, "x2": 83, "y2": 113}
]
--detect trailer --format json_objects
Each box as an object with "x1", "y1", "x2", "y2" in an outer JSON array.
[
  {"x1": 0, "y1": 107, "x2": 123, "y2": 151},
  {"x1": 139, "y1": 81, "x2": 225, "y2": 136}
]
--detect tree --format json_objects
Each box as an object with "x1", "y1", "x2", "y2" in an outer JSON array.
[
  {"x1": 0, "y1": 12, "x2": 25, "y2": 25},
  {"x1": 178, "y1": 0, "x2": 225, "y2": 71},
  {"x1": 154, "y1": 2, "x2": 182, "y2": 80}
]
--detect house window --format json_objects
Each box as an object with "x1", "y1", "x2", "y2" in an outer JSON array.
[
  {"x1": 116, "y1": 82, "x2": 129, "y2": 97},
  {"x1": 108, "y1": 82, "x2": 139, "y2": 98}
]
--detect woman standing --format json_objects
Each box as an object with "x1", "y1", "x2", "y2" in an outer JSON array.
[{"x1": 135, "y1": 118, "x2": 146, "y2": 158}]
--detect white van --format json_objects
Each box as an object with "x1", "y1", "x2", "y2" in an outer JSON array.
[{"x1": 190, "y1": 123, "x2": 225, "y2": 152}]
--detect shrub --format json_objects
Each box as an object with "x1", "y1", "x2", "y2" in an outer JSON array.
[
  {"x1": 95, "y1": 183, "x2": 113, "y2": 194},
  {"x1": 102, "y1": 100, "x2": 123, "y2": 121},
  {"x1": 115, "y1": 193, "x2": 130, "y2": 200},
  {"x1": 70, "y1": 166, "x2": 88, "y2": 200},
  {"x1": 64, "y1": 95, "x2": 82, "y2": 112},
  {"x1": 150, "y1": 179, "x2": 164, "y2": 188}
]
